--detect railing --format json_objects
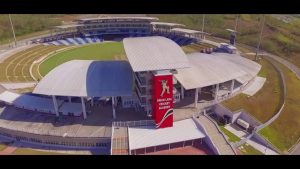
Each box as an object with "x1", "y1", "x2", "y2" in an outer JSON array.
[
  {"x1": 202, "y1": 110, "x2": 237, "y2": 155},
  {"x1": 192, "y1": 115, "x2": 221, "y2": 155},
  {"x1": 112, "y1": 120, "x2": 155, "y2": 128}
]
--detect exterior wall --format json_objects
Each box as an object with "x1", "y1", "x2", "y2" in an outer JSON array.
[
  {"x1": 212, "y1": 104, "x2": 261, "y2": 128},
  {"x1": 130, "y1": 138, "x2": 202, "y2": 155},
  {"x1": 0, "y1": 126, "x2": 110, "y2": 148},
  {"x1": 192, "y1": 117, "x2": 219, "y2": 155}
]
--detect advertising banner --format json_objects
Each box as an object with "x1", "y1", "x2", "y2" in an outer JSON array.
[{"x1": 152, "y1": 74, "x2": 173, "y2": 128}]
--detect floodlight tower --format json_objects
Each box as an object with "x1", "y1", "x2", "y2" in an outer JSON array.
[
  {"x1": 255, "y1": 14, "x2": 266, "y2": 61},
  {"x1": 201, "y1": 14, "x2": 205, "y2": 39},
  {"x1": 226, "y1": 14, "x2": 239, "y2": 46},
  {"x1": 8, "y1": 14, "x2": 17, "y2": 47}
]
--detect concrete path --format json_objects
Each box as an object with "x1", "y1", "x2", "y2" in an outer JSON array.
[
  {"x1": 290, "y1": 143, "x2": 300, "y2": 155},
  {"x1": 242, "y1": 76, "x2": 266, "y2": 96},
  {"x1": 0, "y1": 82, "x2": 37, "y2": 90},
  {"x1": 195, "y1": 116, "x2": 235, "y2": 155},
  {"x1": 246, "y1": 138, "x2": 278, "y2": 155},
  {"x1": 0, "y1": 44, "x2": 36, "y2": 63},
  {"x1": 263, "y1": 52, "x2": 300, "y2": 80}
]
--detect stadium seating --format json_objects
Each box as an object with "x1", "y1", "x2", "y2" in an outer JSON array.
[
  {"x1": 42, "y1": 32, "x2": 195, "y2": 46},
  {"x1": 65, "y1": 38, "x2": 77, "y2": 45},
  {"x1": 59, "y1": 102, "x2": 83, "y2": 117}
]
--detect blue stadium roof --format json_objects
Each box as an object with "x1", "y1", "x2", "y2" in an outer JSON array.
[{"x1": 33, "y1": 60, "x2": 133, "y2": 97}]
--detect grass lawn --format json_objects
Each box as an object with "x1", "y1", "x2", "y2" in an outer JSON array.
[
  {"x1": 259, "y1": 61, "x2": 300, "y2": 152},
  {"x1": 222, "y1": 58, "x2": 282, "y2": 123},
  {"x1": 238, "y1": 143, "x2": 263, "y2": 155},
  {"x1": 181, "y1": 46, "x2": 199, "y2": 54},
  {"x1": 12, "y1": 148, "x2": 68, "y2": 155},
  {"x1": 0, "y1": 144, "x2": 7, "y2": 151},
  {"x1": 219, "y1": 126, "x2": 241, "y2": 143},
  {"x1": 39, "y1": 42, "x2": 125, "y2": 76}
]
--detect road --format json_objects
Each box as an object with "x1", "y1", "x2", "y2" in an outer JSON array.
[{"x1": 207, "y1": 36, "x2": 300, "y2": 80}]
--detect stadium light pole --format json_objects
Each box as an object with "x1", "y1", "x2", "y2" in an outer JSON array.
[
  {"x1": 234, "y1": 14, "x2": 239, "y2": 33},
  {"x1": 255, "y1": 15, "x2": 266, "y2": 61},
  {"x1": 8, "y1": 14, "x2": 17, "y2": 47},
  {"x1": 201, "y1": 14, "x2": 205, "y2": 39}
]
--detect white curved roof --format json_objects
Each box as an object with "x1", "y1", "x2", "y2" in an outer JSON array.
[
  {"x1": 174, "y1": 53, "x2": 261, "y2": 90},
  {"x1": 123, "y1": 36, "x2": 190, "y2": 72},
  {"x1": 128, "y1": 118, "x2": 205, "y2": 150},
  {"x1": 33, "y1": 60, "x2": 133, "y2": 97}
]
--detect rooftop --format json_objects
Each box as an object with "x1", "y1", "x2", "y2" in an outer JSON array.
[
  {"x1": 123, "y1": 36, "x2": 190, "y2": 72},
  {"x1": 128, "y1": 118, "x2": 206, "y2": 150},
  {"x1": 174, "y1": 52, "x2": 261, "y2": 90},
  {"x1": 151, "y1": 22, "x2": 185, "y2": 27},
  {"x1": 33, "y1": 60, "x2": 133, "y2": 97},
  {"x1": 77, "y1": 16, "x2": 158, "y2": 22},
  {"x1": 171, "y1": 28, "x2": 210, "y2": 35}
]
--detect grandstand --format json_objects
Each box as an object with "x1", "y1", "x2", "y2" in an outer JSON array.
[
  {"x1": 32, "y1": 16, "x2": 207, "y2": 47},
  {"x1": 0, "y1": 17, "x2": 262, "y2": 154}
]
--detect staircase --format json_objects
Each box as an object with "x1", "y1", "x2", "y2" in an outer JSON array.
[
  {"x1": 110, "y1": 120, "x2": 155, "y2": 155},
  {"x1": 111, "y1": 125, "x2": 129, "y2": 155},
  {"x1": 194, "y1": 115, "x2": 235, "y2": 155}
]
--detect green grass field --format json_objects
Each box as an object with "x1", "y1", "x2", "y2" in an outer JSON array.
[
  {"x1": 39, "y1": 42, "x2": 125, "y2": 76},
  {"x1": 259, "y1": 61, "x2": 300, "y2": 152},
  {"x1": 219, "y1": 126, "x2": 241, "y2": 143},
  {"x1": 222, "y1": 57, "x2": 282, "y2": 123},
  {"x1": 0, "y1": 144, "x2": 6, "y2": 151},
  {"x1": 238, "y1": 143, "x2": 264, "y2": 155},
  {"x1": 12, "y1": 148, "x2": 69, "y2": 155}
]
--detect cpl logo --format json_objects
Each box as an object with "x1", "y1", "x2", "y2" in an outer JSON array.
[{"x1": 160, "y1": 80, "x2": 170, "y2": 97}]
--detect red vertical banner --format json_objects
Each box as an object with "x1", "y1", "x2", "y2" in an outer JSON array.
[{"x1": 152, "y1": 74, "x2": 173, "y2": 128}]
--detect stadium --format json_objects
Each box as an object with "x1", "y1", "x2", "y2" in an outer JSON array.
[{"x1": 0, "y1": 16, "x2": 262, "y2": 155}]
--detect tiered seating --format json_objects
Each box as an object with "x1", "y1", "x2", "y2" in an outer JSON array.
[
  {"x1": 0, "y1": 91, "x2": 64, "y2": 114},
  {"x1": 82, "y1": 37, "x2": 89, "y2": 43},
  {"x1": 59, "y1": 102, "x2": 83, "y2": 117},
  {"x1": 85, "y1": 37, "x2": 93, "y2": 43},
  {"x1": 50, "y1": 41, "x2": 61, "y2": 46},
  {"x1": 14, "y1": 95, "x2": 64, "y2": 114},
  {"x1": 75, "y1": 37, "x2": 86, "y2": 44},
  {"x1": 66, "y1": 38, "x2": 79, "y2": 45},
  {"x1": 58, "y1": 39, "x2": 70, "y2": 46},
  {"x1": 73, "y1": 38, "x2": 83, "y2": 45}
]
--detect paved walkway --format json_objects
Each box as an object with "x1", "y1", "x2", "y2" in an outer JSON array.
[
  {"x1": 0, "y1": 82, "x2": 37, "y2": 90},
  {"x1": 263, "y1": 52, "x2": 300, "y2": 80},
  {"x1": 291, "y1": 143, "x2": 300, "y2": 155},
  {"x1": 242, "y1": 76, "x2": 266, "y2": 96},
  {"x1": 246, "y1": 138, "x2": 278, "y2": 155},
  {"x1": 194, "y1": 115, "x2": 235, "y2": 155},
  {"x1": 0, "y1": 44, "x2": 36, "y2": 63}
]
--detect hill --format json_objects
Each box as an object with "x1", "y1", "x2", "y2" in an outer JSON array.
[
  {"x1": 150, "y1": 14, "x2": 300, "y2": 67},
  {"x1": 1, "y1": 14, "x2": 300, "y2": 67}
]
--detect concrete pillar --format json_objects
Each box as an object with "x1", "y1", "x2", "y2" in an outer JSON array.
[
  {"x1": 112, "y1": 96, "x2": 116, "y2": 119},
  {"x1": 230, "y1": 80, "x2": 235, "y2": 94},
  {"x1": 194, "y1": 88, "x2": 199, "y2": 108},
  {"x1": 81, "y1": 97, "x2": 87, "y2": 119},
  {"x1": 215, "y1": 84, "x2": 219, "y2": 101},
  {"x1": 181, "y1": 85, "x2": 184, "y2": 99},
  {"x1": 91, "y1": 97, "x2": 94, "y2": 106},
  {"x1": 52, "y1": 95, "x2": 59, "y2": 117},
  {"x1": 68, "y1": 96, "x2": 71, "y2": 103}
]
